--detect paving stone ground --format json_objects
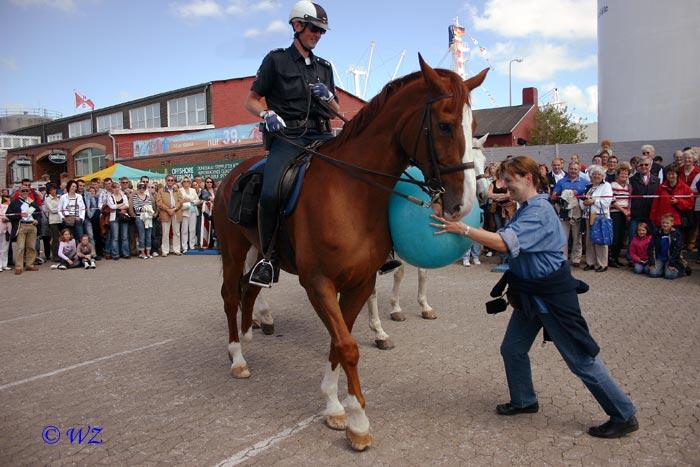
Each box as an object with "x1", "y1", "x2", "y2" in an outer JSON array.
[{"x1": 0, "y1": 255, "x2": 698, "y2": 466}]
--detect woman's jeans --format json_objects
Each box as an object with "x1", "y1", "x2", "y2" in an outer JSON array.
[
  {"x1": 500, "y1": 304, "x2": 636, "y2": 422},
  {"x1": 135, "y1": 218, "x2": 153, "y2": 251},
  {"x1": 648, "y1": 260, "x2": 681, "y2": 279},
  {"x1": 110, "y1": 220, "x2": 130, "y2": 258},
  {"x1": 633, "y1": 262, "x2": 650, "y2": 274},
  {"x1": 66, "y1": 219, "x2": 84, "y2": 244}
]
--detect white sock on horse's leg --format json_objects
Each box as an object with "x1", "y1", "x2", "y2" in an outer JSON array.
[
  {"x1": 343, "y1": 394, "x2": 370, "y2": 434},
  {"x1": 321, "y1": 362, "x2": 344, "y2": 416},
  {"x1": 417, "y1": 268, "x2": 433, "y2": 313},
  {"x1": 228, "y1": 341, "x2": 250, "y2": 378},
  {"x1": 367, "y1": 290, "x2": 389, "y2": 341},
  {"x1": 389, "y1": 264, "x2": 405, "y2": 314}
]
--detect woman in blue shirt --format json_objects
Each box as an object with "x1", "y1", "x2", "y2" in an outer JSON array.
[{"x1": 432, "y1": 156, "x2": 638, "y2": 439}]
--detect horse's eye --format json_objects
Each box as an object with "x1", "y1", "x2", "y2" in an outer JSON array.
[{"x1": 438, "y1": 123, "x2": 452, "y2": 134}]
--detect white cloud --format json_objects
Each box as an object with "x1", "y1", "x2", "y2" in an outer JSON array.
[
  {"x1": 117, "y1": 91, "x2": 131, "y2": 100},
  {"x1": 172, "y1": 0, "x2": 223, "y2": 18},
  {"x1": 1, "y1": 57, "x2": 18, "y2": 71},
  {"x1": 473, "y1": 0, "x2": 596, "y2": 40},
  {"x1": 560, "y1": 84, "x2": 597, "y2": 114},
  {"x1": 10, "y1": 0, "x2": 76, "y2": 11},
  {"x1": 486, "y1": 41, "x2": 596, "y2": 81},
  {"x1": 244, "y1": 19, "x2": 287, "y2": 38}
]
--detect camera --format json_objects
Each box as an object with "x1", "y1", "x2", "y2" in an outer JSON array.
[{"x1": 486, "y1": 297, "x2": 508, "y2": 314}]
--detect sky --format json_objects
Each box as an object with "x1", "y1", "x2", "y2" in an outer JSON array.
[{"x1": 0, "y1": 0, "x2": 598, "y2": 123}]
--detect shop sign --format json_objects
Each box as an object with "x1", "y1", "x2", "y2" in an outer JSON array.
[
  {"x1": 14, "y1": 158, "x2": 32, "y2": 166},
  {"x1": 133, "y1": 123, "x2": 262, "y2": 157},
  {"x1": 48, "y1": 152, "x2": 67, "y2": 164},
  {"x1": 167, "y1": 159, "x2": 243, "y2": 181}
]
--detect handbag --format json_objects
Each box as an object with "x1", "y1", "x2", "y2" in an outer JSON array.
[
  {"x1": 117, "y1": 211, "x2": 133, "y2": 224},
  {"x1": 63, "y1": 215, "x2": 76, "y2": 226},
  {"x1": 590, "y1": 207, "x2": 613, "y2": 245}
]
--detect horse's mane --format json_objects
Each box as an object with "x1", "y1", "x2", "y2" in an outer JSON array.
[{"x1": 324, "y1": 68, "x2": 466, "y2": 151}]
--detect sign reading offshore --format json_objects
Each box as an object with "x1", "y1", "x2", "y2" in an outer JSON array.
[
  {"x1": 133, "y1": 123, "x2": 262, "y2": 157},
  {"x1": 167, "y1": 160, "x2": 243, "y2": 181}
]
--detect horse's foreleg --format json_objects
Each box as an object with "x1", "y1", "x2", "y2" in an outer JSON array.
[
  {"x1": 388, "y1": 265, "x2": 406, "y2": 321},
  {"x1": 367, "y1": 289, "x2": 394, "y2": 350},
  {"x1": 417, "y1": 268, "x2": 436, "y2": 320},
  {"x1": 305, "y1": 277, "x2": 372, "y2": 451},
  {"x1": 321, "y1": 360, "x2": 346, "y2": 430},
  {"x1": 222, "y1": 280, "x2": 249, "y2": 379}
]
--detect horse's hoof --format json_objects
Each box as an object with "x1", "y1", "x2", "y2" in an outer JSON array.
[
  {"x1": 346, "y1": 428, "x2": 372, "y2": 451},
  {"x1": 231, "y1": 365, "x2": 251, "y2": 379},
  {"x1": 261, "y1": 323, "x2": 275, "y2": 335},
  {"x1": 421, "y1": 310, "x2": 437, "y2": 320},
  {"x1": 324, "y1": 413, "x2": 347, "y2": 431},
  {"x1": 375, "y1": 338, "x2": 395, "y2": 350},
  {"x1": 252, "y1": 319, "x2": 261, "y2": 329},
  {"x1": 390, "y1": 311, "x2": 406, "y2": 322}
]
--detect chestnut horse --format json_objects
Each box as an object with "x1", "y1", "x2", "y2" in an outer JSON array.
[{"x1": 213, "y1": 56, "x2": 488, "y2": 451}]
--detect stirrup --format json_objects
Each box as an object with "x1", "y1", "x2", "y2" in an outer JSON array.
[
  {"x1": 379, "y1": 259, "x2": 402, "y2": 275},
  {"x1": 249, "y1": 259, "x2": 274, "y2": 288}
]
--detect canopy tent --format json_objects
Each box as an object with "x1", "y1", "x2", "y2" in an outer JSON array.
[{"x1": 77, "y1": 163, "x2": 165, "y2": 182}]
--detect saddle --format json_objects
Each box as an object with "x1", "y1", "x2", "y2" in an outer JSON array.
[{"x1": 228, "y1": 142, "x2": 320, "y2": 227}]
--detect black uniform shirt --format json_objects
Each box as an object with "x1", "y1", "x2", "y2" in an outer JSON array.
[{"x1": 251, "y1": 44, "x2": 337, "y2": 122}]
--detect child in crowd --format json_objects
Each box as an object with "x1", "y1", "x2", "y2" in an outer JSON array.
[
  {"x1": 53, "y1": 228, "x2": 80, "y2": 270},
  {"x1": 76, "y1": 233, "x2": 96, "y2": 269},
  {"x1": 648, "y1": 213, "x2": 686, "y2": 280},
  {"x1": 628, "y1": 222, "x2": 652, "y2": 274}
]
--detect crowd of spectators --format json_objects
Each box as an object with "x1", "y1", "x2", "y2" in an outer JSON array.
[
  {"x1": 1, "y1": 174, "x2": 218, "y2": 274},
  {"x1": 466, "y1": 142, "x2": 699, "y2": 280}
]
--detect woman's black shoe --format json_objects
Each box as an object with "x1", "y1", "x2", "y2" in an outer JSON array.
[
  {"x1": 595, "y1": 266, "x2": 608, "y2": 272},
  {"x1": 588, "y1": 416, "x2": 639, "y2": 438},
  {"x1": 496, "y1": 402, "x2": 539, "y2": 416},
  {"x1": 608, "y1": 259, "x2": 620, "y2": 268},
  {"x1": 583, "y1": 265, "x2": 595, "y2": 271}
]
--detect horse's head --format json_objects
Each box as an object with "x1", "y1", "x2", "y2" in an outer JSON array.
[{"x1": 402, "y1": 55, "x2": 488, "y2": 221}]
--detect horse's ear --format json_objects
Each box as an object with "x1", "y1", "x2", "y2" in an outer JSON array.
[
  {"x1": 464, "y1": 68, "x2": 489, "y2": 91},
  {"x1": 477, "y1": 133, "x2": 489, "y2": 147},
  {"x1": 418, "y1": 53, "x2": 447, "y2": 95}
]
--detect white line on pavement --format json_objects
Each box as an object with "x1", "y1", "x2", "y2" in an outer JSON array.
[
  {"x1": 0, "y1": 339, "x2": 174, "y2": 391},
  {"x1": 214, "y1": 414, "x2": 322, "y2": 467},
  {"x1": 0, "y1": 310, "x2": 58, "y2": 324}
]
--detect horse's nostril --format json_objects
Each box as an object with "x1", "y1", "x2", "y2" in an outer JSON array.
[{"x1": 451, "y1": 204, "x2": 462, "y2": 215}]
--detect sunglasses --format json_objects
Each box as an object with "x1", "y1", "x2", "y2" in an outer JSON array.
[
  {"x1": 307, "y1": 24, "x2": 326, "y2": 34},
  {"x1": 166, "y1": 179, "x2": 175, "y2": 182},
  {"x1": 639, "y1": 163, "x2": 650, "y2": 166},
  {"x1": 20, "y1": 189, "x2": 30, "y2": 193}
]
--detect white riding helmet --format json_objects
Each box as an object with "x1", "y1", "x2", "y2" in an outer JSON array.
[{"x1": 288, "y1": 0, "x2": 329, "y2": 31}]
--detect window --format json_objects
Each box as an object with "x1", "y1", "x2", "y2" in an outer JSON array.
[
  {"x1": 68, "y1": 119, "x2": 92, "y2": 138},
  {"x1": 10, "y1": 160, "x2": 33, "y2": 183},
  {"x1": 96, "y1": 112, "x2": 124, "y2": 132},
  {"x1": 47, "y1": 133, "x2": 63, "y2": 142},
  {"x1": 168, "y1": 93, "x2": 206, "y2": 127},
  {"x1": 130, "y1": 103, "x2": 160, "y2": 129},
  {"x1": 74, "y1": 147, "x2": 106, "y2": 177}
]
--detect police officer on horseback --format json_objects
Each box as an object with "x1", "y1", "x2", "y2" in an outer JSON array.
[{"x1": 245, "y1": 0, "x2": 337, "y2": 287}]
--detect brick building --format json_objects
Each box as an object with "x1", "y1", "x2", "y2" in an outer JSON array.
[
  {"x1": 474, "y1": 87, "x2": 538, "y2": 147},
  {"x1": 4, "y1": 77, "x2": 366, "y2": 186}
]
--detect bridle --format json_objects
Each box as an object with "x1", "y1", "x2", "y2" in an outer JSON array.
[
  {"x1": 408, "y1": 92, "x2": 478, "y2": 202},
  {"x1": 271, "y1": 89, "x2": 484, "y2": 208}
]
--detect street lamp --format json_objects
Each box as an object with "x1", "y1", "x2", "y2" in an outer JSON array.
[{"x1": 509, "y1": 58, "x2": 523, "y2": 106}]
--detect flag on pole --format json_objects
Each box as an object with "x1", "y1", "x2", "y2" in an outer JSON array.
[{"x1": 74, "y1": 90, "x2": 95, "y2": 110}]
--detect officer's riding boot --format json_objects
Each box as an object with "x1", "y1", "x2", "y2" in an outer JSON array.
[
  {"x1": 378, "y1": 251, "x2": 402, "y2": 275},
  {"x1": 249, "y1": 210, "x2": 277, "y2": 288}
]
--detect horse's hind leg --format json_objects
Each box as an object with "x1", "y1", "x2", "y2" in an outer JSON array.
[
  {"x1": 221, "y1": 235, "x2": 252, "y2": 379},
  {"x1": 417, "y1": 268, "x2": 436, "y2": 320},
  {"x1": 389, "y1": 264, "x2": 406, "y2": 321},
  {"x1": 366, "y1": 289, "x2": 394, "y2": 350}
]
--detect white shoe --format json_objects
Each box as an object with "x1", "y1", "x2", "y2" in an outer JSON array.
[
  {"x1": 90, "y1": 260, "x2": 96, "y2": 269},
  {"x1": 485, "y1": 251, "x2": 493, "y2": 257},
  {"x1": 50, "y1": 264, "x2": 59, "y2": 270},
  {"x1": 462, "y1": 258, "x2": 471, "y2": 267},
  {"x1": 57, "y1": 264, "x2": 67, "y2": 270},
  {"x1": 3, "y1": 266, "x2": 11, "y2": 271},
  {"x1": 472, "y1": 257, "x2": 481, "y2": 265},
  {"x1": 84, "y1": 262, "x2": 90, "y2": 269},
  {"x1": 151, "y1": 252, "x2": 159, "y2": 257}
]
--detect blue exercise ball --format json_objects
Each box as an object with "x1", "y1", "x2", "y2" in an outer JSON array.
[{"x1": 388, "y1": 167, "x2": 482, "y2": 269}]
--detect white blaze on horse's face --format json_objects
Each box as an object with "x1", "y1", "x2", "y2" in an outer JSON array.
[{"x1": 454, "y1": 103, "x2": 477, "y2": 219}]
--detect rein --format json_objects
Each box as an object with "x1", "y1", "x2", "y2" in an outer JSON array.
[{"x1": 272, "y1": 92, "x2": 482, "y2": 207}]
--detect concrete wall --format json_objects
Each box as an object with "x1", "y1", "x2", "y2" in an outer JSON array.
[{"x1": 480, "y1": 137, "x2": 700, "y2": 165}]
